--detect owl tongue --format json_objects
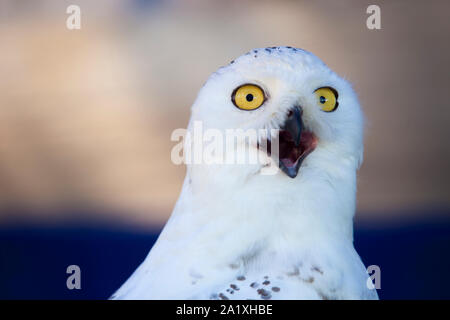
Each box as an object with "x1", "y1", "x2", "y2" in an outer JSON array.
[
  {"x1": 279, "y1": 131, "x2": 302, "y2": 166},
  {"x1": 279, "y1": 130, "x2": 316, "y2": 167}
]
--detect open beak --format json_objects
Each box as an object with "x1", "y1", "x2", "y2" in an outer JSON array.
[
  {"x1": 277, "y1": 106, "x2": 317, "y2": 178},
  {"x1": 283, "y1": 106, "x2": 303, "y2": 147}
]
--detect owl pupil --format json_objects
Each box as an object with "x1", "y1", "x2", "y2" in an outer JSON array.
[
  {"x1": 246, "y1": 94, "x2": 254, "y2": 102},
  {"x1": 320, "y1": 96, "x2": 327, "y2": 104}
]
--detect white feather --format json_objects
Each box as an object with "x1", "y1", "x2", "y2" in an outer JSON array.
[{"x1": 112, "y1": 47, "x2": 377, "y2": 300}]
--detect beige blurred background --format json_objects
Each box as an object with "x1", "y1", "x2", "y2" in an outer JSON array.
[{"x1": 0, "y1": 0, "x2": 449, "y2": 227}]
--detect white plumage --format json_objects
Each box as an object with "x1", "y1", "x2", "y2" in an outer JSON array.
[{"x1": 112, "y1": 47, "x2": 378, "y2": 300}]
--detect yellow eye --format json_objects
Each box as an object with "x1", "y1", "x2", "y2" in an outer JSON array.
[
  {"x1": 232, "y1": 84, "x2": 266, "y2": 110},
  {"x1": 314, "y1": 87, "x2": 338, "y2": 112}
]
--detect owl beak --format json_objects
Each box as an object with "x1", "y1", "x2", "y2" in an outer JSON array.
[
  {"x1": 278, "y1": 106, "x2": 317, "y2": 178},
  {"x1": 282, "y1": 106, "x2": 303, "y2": 147}
]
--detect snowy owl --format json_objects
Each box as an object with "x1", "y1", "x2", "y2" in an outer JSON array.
[{"x1": 112, "y1": 47, "x2": 378, "y2": 300}]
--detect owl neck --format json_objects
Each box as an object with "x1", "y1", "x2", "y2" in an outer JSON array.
[{"x1": 183, "y1": 154, "x2": 358, "y2": 245}]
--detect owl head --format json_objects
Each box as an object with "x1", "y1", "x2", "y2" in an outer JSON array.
[{"x1": 187, "y1": 47, "x2": 364, "y2": 181}]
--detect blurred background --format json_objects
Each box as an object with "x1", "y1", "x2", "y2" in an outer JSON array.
[{"x1": 0, "y1": 0, "x2": 449, "y2": 299}]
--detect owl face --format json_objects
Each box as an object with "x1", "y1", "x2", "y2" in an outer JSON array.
[{"x1": 191, "y1": 47, "x2": 364, "y2": 178}]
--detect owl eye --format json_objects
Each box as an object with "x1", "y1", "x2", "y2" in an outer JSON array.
[
  {"x1": 232, "y1": 84, "x2": 266, "y2": 110},
  {"x1": 314, "y1": 87, "x2": 339, "y2": 112}
]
